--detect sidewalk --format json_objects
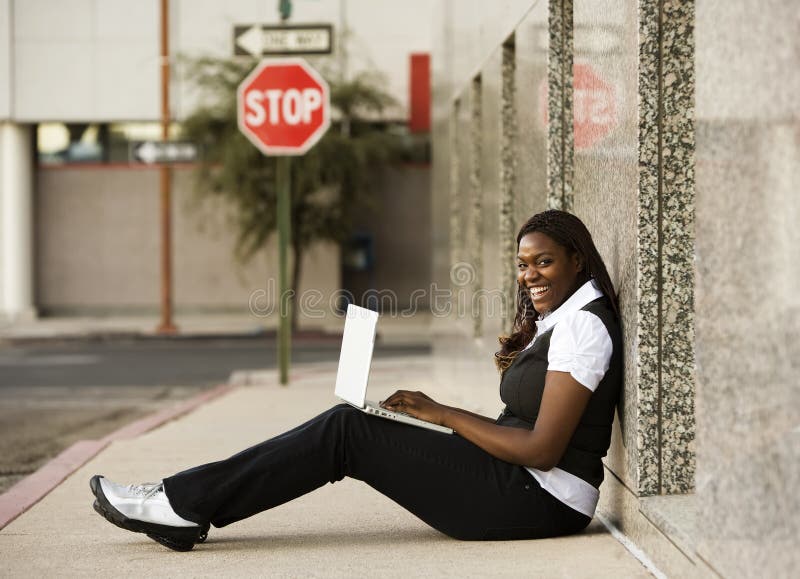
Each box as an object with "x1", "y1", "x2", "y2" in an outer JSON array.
[{"x1": 0, "y1": 356, "x2": 652, "y2": 577}]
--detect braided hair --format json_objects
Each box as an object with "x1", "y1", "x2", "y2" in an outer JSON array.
[{"x1": 494, "y1": 210, "x2": 619, "y2": 373}]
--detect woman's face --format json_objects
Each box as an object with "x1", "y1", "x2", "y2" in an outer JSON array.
[{"x1": 517, "y1": 231, "x2": 584, "y2": 315}]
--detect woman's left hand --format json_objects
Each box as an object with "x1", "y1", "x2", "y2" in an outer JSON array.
[{"x1": 380, "y1": 390, "x2": 447, "y2": 426}]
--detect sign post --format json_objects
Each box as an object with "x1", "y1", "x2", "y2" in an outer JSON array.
[
  {"x1": 276, "y1": 157, "x2": 291, "y2": 385},
  {"x1": 237, "y1": 58, "x2": 331, "y2": 384}
]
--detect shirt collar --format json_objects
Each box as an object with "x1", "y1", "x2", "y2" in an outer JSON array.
[{"x1": 534, "y1": 279, "x2": 604, "y2": 335}]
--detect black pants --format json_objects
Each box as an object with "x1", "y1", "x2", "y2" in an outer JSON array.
[{"x1": 163, "y1": 404, "x2": 590, "y2": 541}]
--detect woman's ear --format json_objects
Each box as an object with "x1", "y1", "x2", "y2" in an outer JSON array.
[{"x1": 572, "y1": 252, "x2": 584, "y2": 273}]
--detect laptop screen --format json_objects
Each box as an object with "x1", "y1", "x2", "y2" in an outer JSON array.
[{"x1": 334, "y1": 304, "x2": 379, "y2": 406}]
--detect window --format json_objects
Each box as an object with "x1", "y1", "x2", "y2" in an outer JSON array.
[{"x1": 37, "y1": 122, "x2": 183, "y2": 165}]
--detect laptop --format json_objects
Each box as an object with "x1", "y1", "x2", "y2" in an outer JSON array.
[{"x1": 334, "y1": 304, "x2": 454, "y2": 435}]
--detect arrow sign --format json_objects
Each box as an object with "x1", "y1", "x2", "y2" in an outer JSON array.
[
  {"x1": 130, "y1": 141, "x2": 199, "y2": 164},
  {"x1": 233, "y1": 24, "x2": 333, "y2": 57}
]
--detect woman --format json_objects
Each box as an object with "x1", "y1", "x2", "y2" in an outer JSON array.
[{"x1": 90, "y1": 209, "x2": 622, "y2": 551}]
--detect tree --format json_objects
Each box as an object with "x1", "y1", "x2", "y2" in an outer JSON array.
[{"x1": 181, "y1": 57, "x2": 405, "y2": 329}]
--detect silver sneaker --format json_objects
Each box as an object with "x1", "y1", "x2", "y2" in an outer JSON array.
[
  {"x1": 96, "y1": 478, "x2": 198, "y2": 527},
  {"x1": 90, "y1": 474, "x2": 208, "y2": 551}
]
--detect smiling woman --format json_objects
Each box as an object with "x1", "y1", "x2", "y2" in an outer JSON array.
[
  {"x1": 497, "y1": 210, "x2": 619, "y2": 373},
  {"x1": 89, "y1": 209, "x2": 623, "y2": 551}
]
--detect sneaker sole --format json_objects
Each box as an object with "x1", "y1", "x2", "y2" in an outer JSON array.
[{"x1": 90, "y1": 475, "x2": 203, "y2": 552}]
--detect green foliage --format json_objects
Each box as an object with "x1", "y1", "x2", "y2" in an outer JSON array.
[{"x1": 180, "y1": 56, "x2": 405, "y2": 265}]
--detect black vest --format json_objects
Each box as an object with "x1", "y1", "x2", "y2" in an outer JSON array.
[{"x1": 496, "y1": 296, "x2": 622, "y2": 488}]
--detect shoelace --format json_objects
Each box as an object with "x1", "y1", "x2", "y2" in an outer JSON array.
[{"x1": 126, "y1": 482, "x2": 164, "y2": 500}]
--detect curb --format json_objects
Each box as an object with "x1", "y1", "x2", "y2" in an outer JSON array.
[{"x1": 0, "y1": 382, "x2": 235, "y2": 531}]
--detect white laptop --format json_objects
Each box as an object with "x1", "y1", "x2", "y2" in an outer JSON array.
[{"x1": 334, "y1": 304, "x2": 453, "y2": 435}]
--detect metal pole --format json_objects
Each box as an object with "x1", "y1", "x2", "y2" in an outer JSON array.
[
  {"x1": 157, "y1": 0, "x2": 177, "y2": 334},
  {"x1": 277, "y1": 156, "x2": 291, "y2": 384}
]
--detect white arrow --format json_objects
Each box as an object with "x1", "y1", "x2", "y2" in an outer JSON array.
[
  {"x1": 236, "y1": 26, "x2": 264, "y2": 57},
  {"x1": 137, "y1": 142, "x2": 159, "y2": 164}
]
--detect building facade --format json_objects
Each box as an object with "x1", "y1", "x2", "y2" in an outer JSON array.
[
  {"x1": 430, "y1": 0, "x2": 798, "y2": 576},
  {"x1": 0, "y1": 0, "x2": 433, "y2": 326}
]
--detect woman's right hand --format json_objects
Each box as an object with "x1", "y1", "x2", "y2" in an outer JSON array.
[{"x1": 380, "y1": 390, "x2": 447, "y2": 426}]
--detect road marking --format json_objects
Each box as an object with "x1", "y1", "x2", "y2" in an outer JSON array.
[{"x1": 0, "y1": 354, "x2": 101, "y2": 366}]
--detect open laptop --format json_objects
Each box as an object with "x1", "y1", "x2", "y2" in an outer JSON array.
[{"x1": 334, "y1": 304, "x2": 454, "y2": 435}]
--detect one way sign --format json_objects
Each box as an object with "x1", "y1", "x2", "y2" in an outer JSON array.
[
  {"x1": 130, "y1": 141, "x2": 199, "y2": 165},
  {"x1": 233, "y1": 24, "x2": 333, "y2": 57}
]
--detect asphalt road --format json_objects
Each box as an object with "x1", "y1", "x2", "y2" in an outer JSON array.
[{"x1": 0, "y1": 337, "x2": 429, "y2": 493}]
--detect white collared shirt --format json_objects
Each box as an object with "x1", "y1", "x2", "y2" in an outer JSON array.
[{"x1": 521, "y1": 279, "x2": 614, "y2": 517}]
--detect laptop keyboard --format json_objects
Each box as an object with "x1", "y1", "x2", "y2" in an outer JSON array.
[{"x1": 366, "y1": 401, "x2": 410, "y2": 419}]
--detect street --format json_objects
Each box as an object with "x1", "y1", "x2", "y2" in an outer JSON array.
[{"x1": 0, "y1": 337, "x2": 428, "y2": 493}]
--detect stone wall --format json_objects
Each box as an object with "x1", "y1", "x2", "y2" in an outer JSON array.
[{"x1": 432, "y1": 0, "x2": 695, "y2": 496}]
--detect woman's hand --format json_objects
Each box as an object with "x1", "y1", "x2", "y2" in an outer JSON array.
[{"x1": 380, "y1": 390, "x2": 447, "y2": 426}]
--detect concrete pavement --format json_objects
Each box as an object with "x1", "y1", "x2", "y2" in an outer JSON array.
[{"x1": 0, "y1": 356, "x2": 653, "y2": 577}]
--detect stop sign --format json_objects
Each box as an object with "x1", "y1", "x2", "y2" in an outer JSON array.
[{"x1": 237, "y1": 58, "x2": 330, "y2": 156}]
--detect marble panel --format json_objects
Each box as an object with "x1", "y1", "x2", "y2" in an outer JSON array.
[
  {"x1": 514, "y1": 3, "x2": 549, "y2": 219},
  {"x1": 468, "y1": 77, "x2": 484, "y2": 338},
  {"x1": 634, "y1": 0, "x2": 662, "y2": 498},
  {"x1": 695, "y1": 120, "x2": 800, "y2": 578},
  {"x1": 441, "y1": 83, "x2": 478, "y2": 340},
  {"x1": 479, "y1": 49, "x2": 505, "y2": 340},
  {"x1": 431, "y1": 0, "x2": 456, "y2": 293},
  {"x1": 572, "y1": 0, "x2": 643, "y2": 492},
  {"x1": 657, "y1": 0, "x2": 695, "y2": 495},
  {"x1": 430, "y1": 111, "x2": 451, "y2": 292},
  {"x1": 547, "y1": 0, "x2": 574, "y2": 210},
  {"x1": 694, "y1": 2, "x2": 799, "y2": 575},
  {"x1": 447, "y1": 101, "x2": 463, "y2": 278},
  {"x1": 498, "y1": 40, "x2": 518, "y2": 336}
]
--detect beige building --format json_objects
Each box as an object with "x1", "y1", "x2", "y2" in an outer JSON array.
[
  {"x1": 0, "y1": 0, "x2": 434, "y2": 327},
  {"x1": 430, "y1": 0, "x2": 798, "y2": 577}
]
